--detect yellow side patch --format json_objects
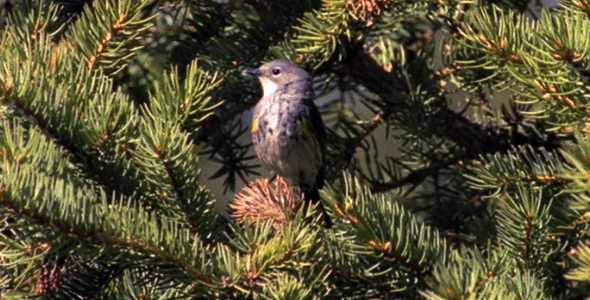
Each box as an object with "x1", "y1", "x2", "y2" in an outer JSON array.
[{"x1": 251, "y1": 118, "x2": 259, "y2": 133}]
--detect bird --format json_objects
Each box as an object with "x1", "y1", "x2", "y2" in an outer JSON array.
[{"x1": 244, "y1": 59, "x2": 332, "y2": 228}]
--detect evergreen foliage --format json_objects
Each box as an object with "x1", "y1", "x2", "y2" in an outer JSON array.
[{"x1": 1, "y1": 0, "x2": 590, "y2": 299}]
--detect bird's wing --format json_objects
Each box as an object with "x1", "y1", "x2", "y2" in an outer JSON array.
[{"x1": 306, "y1": 98, "x2": 327, "y2": 190}]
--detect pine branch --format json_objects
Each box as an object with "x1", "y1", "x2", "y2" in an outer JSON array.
[
  {"x1": 325, "y1": 174, "x2": 454, "y2": 296},
  {"x1": 4, "y1": 1, "x2": 590, "y2": 298},
  {"x1": 566, "y1": 244, "x2": 590, "y2": 283},
  {"x1": 423, "y1": 248, "x2": 552, "y2": 300},
  {"x1": 329, "y1": 42, "x2": 561, "y2": 190},
  {"x1": 371, "y1": 156, "x2": 462, "y2": 193},
  {"x1": 62, "y1": 0, "x2": 156, "y2": 75}
]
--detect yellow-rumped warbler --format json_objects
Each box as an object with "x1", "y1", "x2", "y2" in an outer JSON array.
[{"x1": 245, "y1": 59, "x2": 332, "y2": 228}]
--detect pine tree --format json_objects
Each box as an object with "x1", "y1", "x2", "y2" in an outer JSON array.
[{"x1": 1, "y1": 0, "x2": 590, "y2": 299}]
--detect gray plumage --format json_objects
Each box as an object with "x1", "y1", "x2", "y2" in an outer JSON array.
[{"x1": 245, "y1": 59, "x2": 331, "y2": 228}]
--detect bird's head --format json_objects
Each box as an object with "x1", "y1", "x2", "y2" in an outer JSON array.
[{"x1": 244, "y1": 59, "x2": 311, "y2": 97}]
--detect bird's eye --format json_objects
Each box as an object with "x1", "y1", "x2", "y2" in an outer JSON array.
[{"x1": 272, "y1": 68, "x2": 281, "y2": 76}]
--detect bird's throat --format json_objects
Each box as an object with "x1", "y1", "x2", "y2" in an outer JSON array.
[{"x1": 259, "y1": 78, "x2": 279, "y2": 98}]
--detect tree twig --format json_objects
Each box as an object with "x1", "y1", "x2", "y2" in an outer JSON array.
[{"x1": 330, "y1": 42, "x2": 560, "y2": 193}]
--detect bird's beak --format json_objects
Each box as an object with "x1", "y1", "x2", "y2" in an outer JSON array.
[{"x1": 243, "y1": 68, "x2": 262, "y2": 77}]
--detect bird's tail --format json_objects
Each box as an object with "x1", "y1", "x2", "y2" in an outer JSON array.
[{"x1": 303, "y1": 187, "x2": 332, "y2": 228}]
